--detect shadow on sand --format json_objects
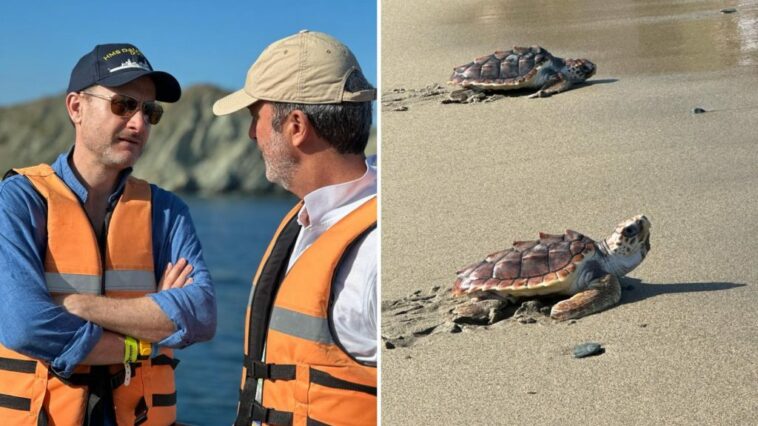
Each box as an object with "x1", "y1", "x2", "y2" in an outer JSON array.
[
  {"x1": 585, "y1": 78, "x2": 618, "y2": 86},
  {"x1": 619, "y1": 277, "x2": 745, "y2": 306}
]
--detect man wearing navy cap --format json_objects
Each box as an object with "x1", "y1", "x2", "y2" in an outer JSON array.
[{"x1": 0, "y1": 43, "x2": 216, "y2": 425}]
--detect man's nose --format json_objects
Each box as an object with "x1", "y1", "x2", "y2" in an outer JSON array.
[
  {"x1": 249, "y1": 121, "x2": 257, "y2": 140},
  {"x1": 126, "y1": 107, "x2": 150, "y2": 132}
]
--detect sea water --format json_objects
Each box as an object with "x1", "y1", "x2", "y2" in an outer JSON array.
[{"x1": 175, "y1": 195, "x2": 295, "y2": 425}]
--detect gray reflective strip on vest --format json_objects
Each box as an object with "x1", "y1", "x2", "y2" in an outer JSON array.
[
  {"x1": 45, "y1": 273, "x2": 101, "y2": 294},
  {"x1": 104, "y1": 270, "x2": 156, "y2": 292},
  {"x1": 269, "y1": 306, "x2": 334, "y2": 345}
]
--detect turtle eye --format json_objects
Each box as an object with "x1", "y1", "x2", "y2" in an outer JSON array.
[{"x1": 622, "y1": 224, "x2": 638, "y2": 238}]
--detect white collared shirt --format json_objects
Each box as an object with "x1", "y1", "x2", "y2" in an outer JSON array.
[{"x1": 286, "y1": 156, "x2": 377, "y2": 364}]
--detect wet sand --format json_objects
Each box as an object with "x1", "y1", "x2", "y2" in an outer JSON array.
[{"x1": 380, "y1": 0, "x2": 758, "y2": 424}]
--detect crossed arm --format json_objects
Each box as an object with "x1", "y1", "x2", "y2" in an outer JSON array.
[
  {"x1": 0, "y1": 178, "x2": 216, "y2": 376},
  {"x1": 59, "y1": 259, "x2": 194, "y2": 365}
]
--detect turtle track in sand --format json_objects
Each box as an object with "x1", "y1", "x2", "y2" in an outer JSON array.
[
  {"x1": 382, "y1": 285, "x2": 564, "y2": 350},
  {"x1": 381, "y1": 84, "x2": 509, "y2": 112},
  {"x1": 381, "y1": 84, "x2": 450, "y2": 111}
]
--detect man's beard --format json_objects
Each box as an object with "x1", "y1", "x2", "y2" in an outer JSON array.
[{"x1": 263, "y1": 131, "x2": 297, "y2": 190}]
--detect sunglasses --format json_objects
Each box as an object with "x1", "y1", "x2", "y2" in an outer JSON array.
[{"x1": 80, "y1": 92, "x2": 164, "y2": 125}]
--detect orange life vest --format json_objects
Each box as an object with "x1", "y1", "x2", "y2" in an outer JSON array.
[
  {"x1": 235, "y1": 197, "x2": 378, "y2": 426},
  {"x1": 0, "y1": 164, "x2": 178, "y2": 426}
]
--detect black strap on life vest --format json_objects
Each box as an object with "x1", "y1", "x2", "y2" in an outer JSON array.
[
  {"x1": 151, "y1": 354, "x2": 181, "y2": 370},
  {"x1": 235, "y1": 211, "x2": 301, "y2": 426},
  {"x1": 243, "y1": 358, "x2": 296, "y2": 381},
  {"x1": 0, "y1": 358, "x2": 37, "y2": 374},
  {"x1": 2, "y1": 169, "x2": 19, "y2": 180},
  {"x1": 0, "y1": 358, "x2": 35, "y2": 411},
  {"x1": 63, "y1": 354, "x2": 178, "y2": 390},
  {"x1": 309, "y1": 368, "x2": 377, "y2": 396},
  {"x1": 37, "y1": 406, "x2": 50, "y2": 426},
  {"x1": 83, "y1": 366, "x2": 117, "y2": 426},
  {"x1": 152, "y1": 392, "x2": 177, "y2": 407},
  {"x1": 63, "y1": 364, "x2": 135, "y2": 389},
  {"x1": 0, "y1": 357, "x2": 37, "y2": 374},
  {"x1": 250, "y1": 400, "x2": 293, "y2": 426},
  {"x1": 0, "y1": 394, "x2": 31, "y2": 411},
  {"x1": 306, "y1": 417, "x2": 330, "y2": 426},
  {"x1": 247, "y1": 211, "x2": 301, "y2": 362},
  {"x1": 134, "y1": 396, "x2": 148, "y2": 425}
]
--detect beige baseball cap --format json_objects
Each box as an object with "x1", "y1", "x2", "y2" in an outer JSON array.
[{"x1": 213, "y1": 30, "x2": 376, "y2": 116}]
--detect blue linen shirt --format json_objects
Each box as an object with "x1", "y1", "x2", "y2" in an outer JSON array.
[{"x1": 0, "y1": 150, "x2": 216, "y2": 377}]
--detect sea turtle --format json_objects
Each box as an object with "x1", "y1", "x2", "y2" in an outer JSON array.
[
  {"x1": 448, "y1": 46, "x2": 596, "y2": 99},
  {"x1": 453, "y1": 215, "x2": 651, "y2": 321}
]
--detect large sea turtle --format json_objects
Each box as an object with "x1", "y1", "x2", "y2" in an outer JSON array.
[
  {"x1": 453, "y1": 215, "x2": 651, "y2": 321},
  {"x1": 448, "y1": 46, "x2": 596, "y2": 99}
]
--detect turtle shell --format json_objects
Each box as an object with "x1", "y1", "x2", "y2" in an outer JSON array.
[
  {"x1": 448, "y1": 46, "x2": 558, "y2": 89},
  {"x1": 453, "y1": 229, "x2": 596, "y2": 296}
]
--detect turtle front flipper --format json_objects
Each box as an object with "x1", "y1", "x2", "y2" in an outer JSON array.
[
  {"x1": 550, "y1": 274, "x2": 621, "y2": 321},
  {"x1": 528, "y1": 75, "x2": 572, "y2": 98}
]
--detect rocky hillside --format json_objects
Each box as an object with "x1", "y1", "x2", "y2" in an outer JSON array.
[{"x1": 0, "y1": 85, "x2": 376, "y2": 195}]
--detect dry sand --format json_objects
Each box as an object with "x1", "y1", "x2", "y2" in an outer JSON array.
[{"x1": 380, "y1": 0, "x2": 758, "y2": 424}]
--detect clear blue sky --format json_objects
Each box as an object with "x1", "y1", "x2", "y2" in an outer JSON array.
[{"x1": 0, "y1": 1, "x2": 377, "y2": 106}]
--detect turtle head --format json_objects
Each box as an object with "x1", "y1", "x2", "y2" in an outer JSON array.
[
  {"x1": 564, "y1": 58, "x2": 596, "y2": 83},
  {"x1": 602, "y1": 215, "x2": 651, "y2": 276}
]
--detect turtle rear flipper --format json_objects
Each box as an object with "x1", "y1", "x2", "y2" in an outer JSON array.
[
  {"x1": 452, "y1": 298, "x2": 510, "y2": 325},
  {"x1": 549, "y1": 274, "x2": 621, "y2": 321}
]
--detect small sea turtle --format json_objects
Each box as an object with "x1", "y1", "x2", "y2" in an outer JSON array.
[
  {"x1": 453, "y1": 215, "x2": 651, "y2": 321},
  {"x1": 448, "y1": 46, "x2": 596, "y2": 98}
]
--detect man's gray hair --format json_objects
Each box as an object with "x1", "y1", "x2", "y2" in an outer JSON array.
[{"x1": 271, "y1": 70, "x2": 373, "y2": 155}]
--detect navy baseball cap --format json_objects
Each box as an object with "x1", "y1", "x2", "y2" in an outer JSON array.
[{"x1": 67, "y1": 43, "x2": 181, "y2": 102}]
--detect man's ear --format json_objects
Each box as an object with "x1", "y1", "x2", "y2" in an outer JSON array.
[
  {"x1": 66, "y1": 92, "x2": 84, "y2": 125},
  {"x1": 286, "y1": 110, "x2": 311, "y2": 148}
]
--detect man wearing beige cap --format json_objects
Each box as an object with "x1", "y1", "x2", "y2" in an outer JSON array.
[{"x1": 213, "y1": 30, "x2": 377, "y2": 426}]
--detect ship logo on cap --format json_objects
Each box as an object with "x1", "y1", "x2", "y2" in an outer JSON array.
[{"x1": 108, "y1": 59, "x2": 151, "y2": 73}]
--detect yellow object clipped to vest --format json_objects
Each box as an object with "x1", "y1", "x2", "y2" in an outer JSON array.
[
  {"x1": 236, "y1": 197, "x2": 378, "y2": 426},
  {"x1": 0, "y1": 164, "x2": 178, "y2": 426}
]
